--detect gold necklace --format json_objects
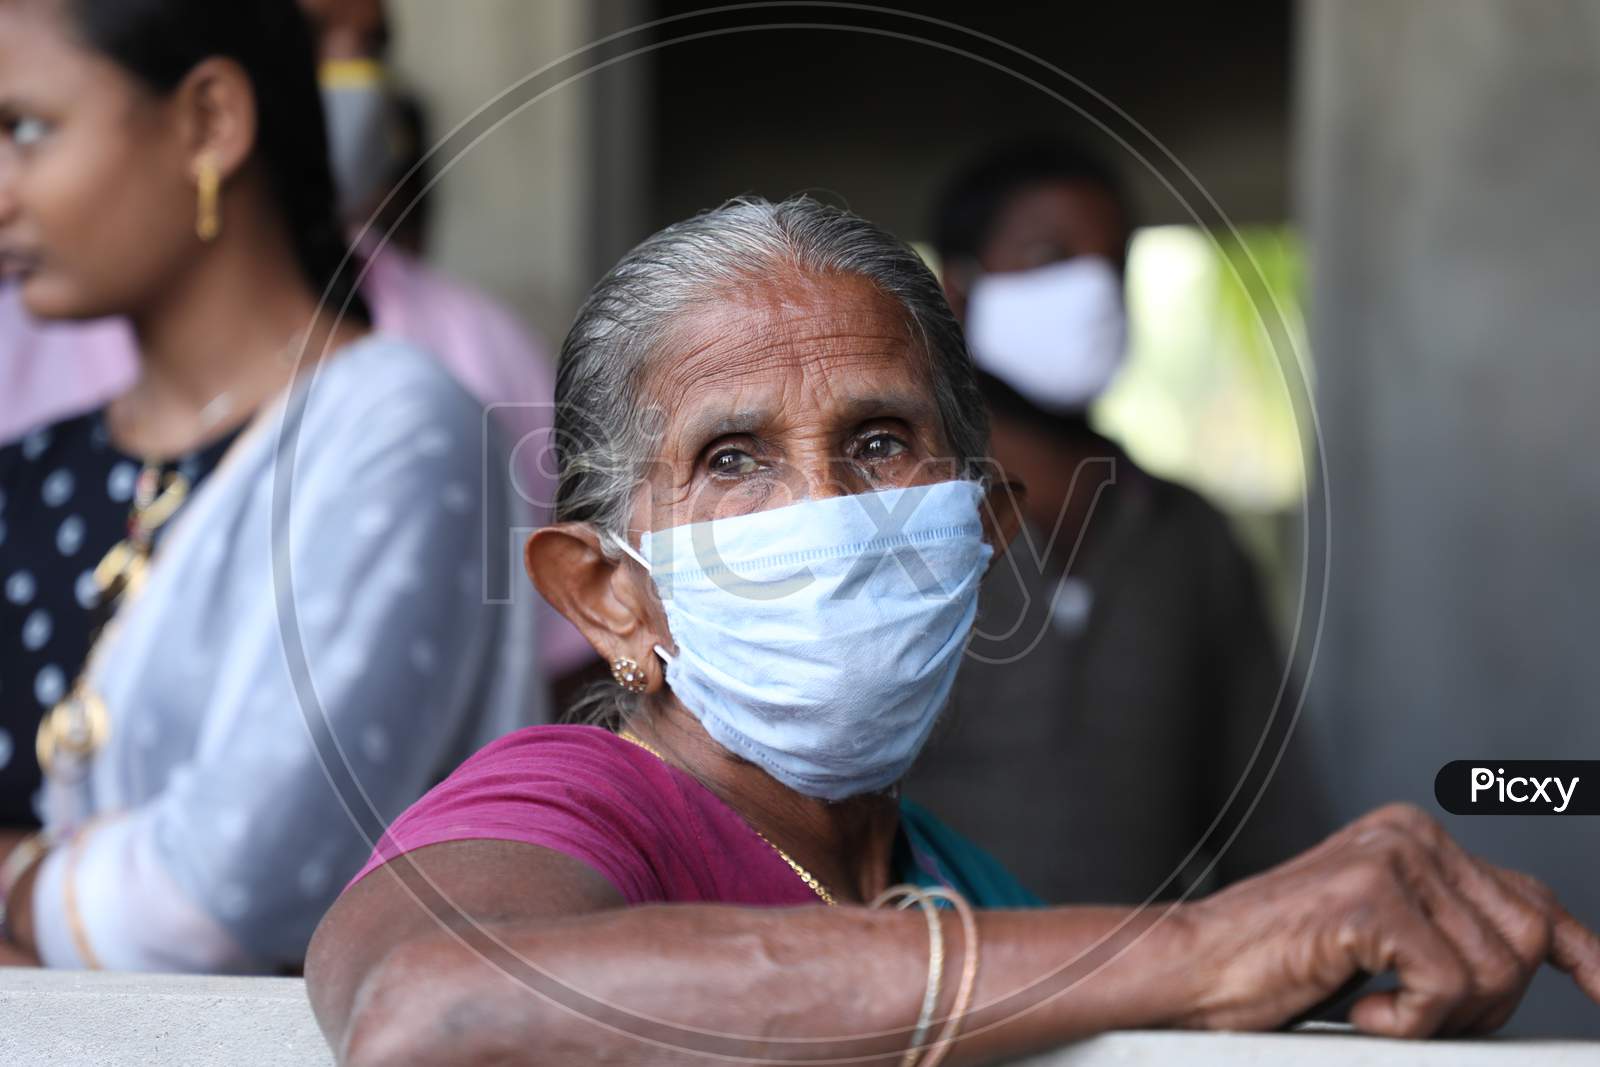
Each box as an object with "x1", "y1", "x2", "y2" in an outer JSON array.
[
  {"x1": 41, "y1": 461, "x2": 198, "y2": 781},
  {"x1": 41, "y1": 390, "x2": 247, "y2": 783},
  {"x1": 92, "y1": 388, "x2": 237, "y2": 613},
  {"x1": 618, "y1": 730, "x2": 837, "y2": 906},
  {"x1": 91, "y1": 464, "x2": 193, "y2": 611}
]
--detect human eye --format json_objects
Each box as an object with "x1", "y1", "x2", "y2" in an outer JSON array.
[
  {"x1": 5, "y1": 114, "x2": 53, "y2": 150},
  {"x1": 707, "y1": 445, "x2": 761, "y2": 477},
  {"x1": 855, "y1": 430, "x2": 909, "y2": 463}
]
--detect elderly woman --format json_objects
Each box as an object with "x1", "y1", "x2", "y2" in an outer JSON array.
[{"x1": 306, "y1": 198, "x2": 1600, "y2": 1065}]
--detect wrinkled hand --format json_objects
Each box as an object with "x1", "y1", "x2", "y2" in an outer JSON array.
[{"x1": 1180, "y1": 803, "x2": 1600, "y2": 1037}]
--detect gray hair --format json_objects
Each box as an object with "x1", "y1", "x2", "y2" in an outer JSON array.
[{"x1": 551, "y1": 195, "x2": 990, "y2": 721}]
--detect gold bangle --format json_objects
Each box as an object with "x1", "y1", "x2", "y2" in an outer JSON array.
[
  {"x1": 63, "y1": 824, "x2": 105, "y2": 970},
  {"x1": 0, "y1": 832, "x2": 48, "y2": 900},
  {"x1": 871, "y1": 885, "x2": 947, "y2": 1067},
  {"x1": 0, "y1": 832, "x2": 50, "y2": 943},
  {"x1": 913, "y1": 886, "x2": 979, "y2": 1067}
]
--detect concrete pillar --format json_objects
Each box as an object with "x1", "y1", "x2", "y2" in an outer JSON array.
[
  {"x1": 383, "y1": 0, "x2": 651, "y2": 344},
  {"x1": 1298, "y1": 0, "x2": 1600, "y2": 1037}
]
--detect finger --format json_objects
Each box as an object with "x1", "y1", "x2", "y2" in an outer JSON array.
[
  {"x1": 1475, "y1": 864, "x2": 1555, "y2": 977},
  {"x1": 1548, "y1": 902, "x2": 1600, "y2": 1004},
  {"x1": 1401, "y1": 820, "x2": 1546, "y2": 964},
  {"x1": 1487, "y1": 865, "x2": 1600, "y2": 1005},
  {"x1": 1372, "y1": 810, "x2": 1549, "y2": 997},
  {"x1": 1371, "y1": 819, "x2": 1539, "y2": 1033},
  {"x1": 1339, "y1": 809, "x2": 1595, "y2": 1031},
  {"x1": 1387, "y1": 844, "x2": 1526, "y2": 1036},
  {"x1": 1344, "y1": 879, "x2": 1471, "y2": 1039},
  {"x1": 1445, "y1": 855, "x2": 1548, "y2": 972}
]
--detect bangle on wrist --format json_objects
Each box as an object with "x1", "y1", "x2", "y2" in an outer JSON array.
[
  {"x1": 873, "y1": 885, "x2": 946, "y2": 1067},
  {"x1": 871, "y1": 884, "x2": 980, "y2": 1067},
  {"x1": 63, "y1": 822, "x2": 104, "y2": 969},
  {"x1": 915, "y1": 886, "x2": 980, "y2": 1067},
  {"x1": 0, "y1": 832, "x2": 50, "y2": 943}
]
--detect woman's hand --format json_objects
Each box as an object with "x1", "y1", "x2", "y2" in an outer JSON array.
[
  {"x1": 310, "y1": 808, "x2": 1600, "y2": 1065},
  {"x1": 1177, "y1": 802, "x2": 1600, "y2": 1037}
]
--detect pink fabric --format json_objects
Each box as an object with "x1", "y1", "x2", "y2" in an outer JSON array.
[
  {"x1": 351, "y1": 725, "x2": 821, "y2": 907},
  {"x1": 0, "y1": 288, "x2": 136, "y2": 442},
  {"x1": 0, "y1": 247, "x2": 594, "y2": 676}
]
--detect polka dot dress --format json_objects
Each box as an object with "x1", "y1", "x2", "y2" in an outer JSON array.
[{"x1": 0, "y1": 410, "x2": 238, "y2": 826}]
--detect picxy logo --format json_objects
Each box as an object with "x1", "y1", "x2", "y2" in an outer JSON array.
[
  {"x1": 1435, "y1": 761, "x2": 1596, "y2": 816},
  {"x1": 1470, "y1": 767, "x2": 1579, "y2": 813}
]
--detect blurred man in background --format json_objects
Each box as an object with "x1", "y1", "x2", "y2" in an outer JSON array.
[{"x1": 906, "y1": 138, "x2": 1329, "y2": 904}]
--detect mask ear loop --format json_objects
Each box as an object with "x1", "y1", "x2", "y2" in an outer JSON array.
[{"x1": 608, "y1": 531, "x2": 675, "y2": 667}]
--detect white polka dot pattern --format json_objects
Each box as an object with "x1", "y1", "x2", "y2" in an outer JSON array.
[
  {"x1": 57, "y1": 514, "x2": 86, "y2": 557},
  {"x1": 297, "y1": 859, "x2": 332, "y2": 897},
  {"x1": 20, "y1": 429, "x2": 51, "y2": 462},
  {"x1": 41, "y1": 469, "x2": 75, "y2": 507},
  {"x1": 33, "y1": 664, "x2": 65, "y2": 706},
  {"x1": 360, "y1": 724, "x2": 390, "y2": 764},
  {"x1": 2, "y1": 408, "x2": 244, "y2": 826},
  {"x1": 106, "y1": 461, "x2": 138, "y2": 502},
  {"x1": 5, "y1": 570, "x2": 35, "y2": 605},
  {"x1": 415, "y1": 427, "x2": 453, "y2": 457},
  {"x1": 74, "y1": 570, "x2": 99, "y2": 609},
  {"x1": 21, "y1": 609, "x2": 52, "y2": 651}
]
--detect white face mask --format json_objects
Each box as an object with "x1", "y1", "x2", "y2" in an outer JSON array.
[
  {"x1": 963, "y1": 255, "x2": 1128, "y2": 413},
  {"x1": 319, "y1": 62, "x2": 398, "y2": 225},
  {"x1": 612, "y1": 480, "x2": 992, "y2": 801}
]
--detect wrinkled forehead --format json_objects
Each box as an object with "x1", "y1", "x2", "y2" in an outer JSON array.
[{"x1": 640, "y1": 270, "x2": 941, "y2": 442}]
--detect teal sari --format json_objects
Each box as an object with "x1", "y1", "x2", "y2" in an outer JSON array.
[{"x1": 893, "y1": 799, "x2": 1043, "y2": 908}]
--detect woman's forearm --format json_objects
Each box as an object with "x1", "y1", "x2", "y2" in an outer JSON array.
[{"x1": 341, "y1": 903, "x2": 1201, "y2": 1067}]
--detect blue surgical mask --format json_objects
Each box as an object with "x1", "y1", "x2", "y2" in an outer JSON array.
[
  {"x1": 613, "y1": 479, "x2": 993, "y2": 801},
  {"x1": 319, "y1": 61, "x2": 397, "y2": 224}
]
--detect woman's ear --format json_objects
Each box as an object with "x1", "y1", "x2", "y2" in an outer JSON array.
[
  {"x1": 979, "y1": 478, "x2": 1027, "y2": 571},
  {"x1": 525, "y1": 524, "x2": 669, "y2": 690},
  {"x1": 175, "y1": 57, "x2": 258, "y2": 184}
]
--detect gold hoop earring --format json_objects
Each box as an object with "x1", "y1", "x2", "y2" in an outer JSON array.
[
  {"x1": 610, "y1": 656, "x2": 648, "y2": 694},
  {"x1": 196, "y1": 156, "x2": 221, "y2": 242}
]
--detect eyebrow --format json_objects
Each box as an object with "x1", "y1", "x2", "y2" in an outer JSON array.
[
  {"x1": 835, "y1": 393, "x2": 940, "y2": 426},
  {"x1": 681, "y1": 409, "x2": 771, "y2": 446},
  {"x1": 674, "y1": 392, "x2": 942, "y2": 453}
]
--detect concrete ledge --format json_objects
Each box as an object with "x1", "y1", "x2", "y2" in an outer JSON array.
[
  {"x1": 1008, "y1": 1025, "x2": 1600, "y2": 1065},
  {"x1": 2, "y1": 969, "x2": 1596, "y2": 1065},
  {"x1": 0, "y1": 969, "x2": 332, "y2": 1067}
]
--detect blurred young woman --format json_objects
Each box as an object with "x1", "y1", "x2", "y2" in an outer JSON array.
[{"x1": 0, "y1": 0, "x2": 540, "y2": 971}]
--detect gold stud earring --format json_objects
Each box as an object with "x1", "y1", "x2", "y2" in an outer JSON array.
[
  {"x1": 195, "y1": 155, "x2": 221, "y2": 242},
  {"x1": 610, "y1": 656, "x2": 648, "y2": 694}
]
